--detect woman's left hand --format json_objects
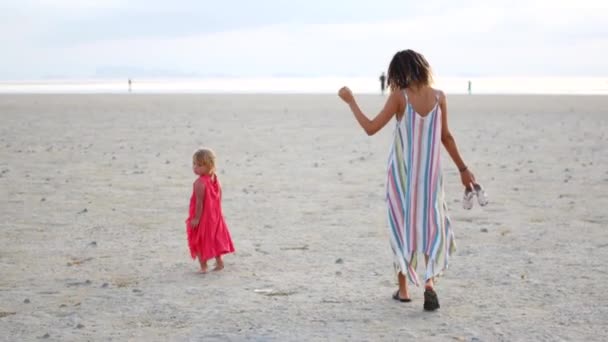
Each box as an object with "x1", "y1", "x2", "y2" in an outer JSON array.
[{"x1": 460, "y1": 168, "x2": 476, "y2": 189}]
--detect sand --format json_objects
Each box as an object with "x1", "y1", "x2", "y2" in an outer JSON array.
[{"x1": 1, "y1": 94, "x2": 607, "y2": 341}]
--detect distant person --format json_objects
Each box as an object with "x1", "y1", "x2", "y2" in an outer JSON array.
[
  {"x1": 128, "y1": 79, "x2": 132, "y2": 92},
  {"x1": 338, "y1": 49, "x2": 487, "y2": 311},
  {"x1": 186, "y1": 148, "x2": 235, "y2": 273},
  {"x1": 468, "y1": 80, "x2": 472, "y2": 95},
  {"x1": 379, "y1": 72, "x2": 387, "y2": 95}
]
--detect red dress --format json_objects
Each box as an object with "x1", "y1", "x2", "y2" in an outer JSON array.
[{"x1": 186, "y1": 174, "x2": 235, "y2": 261}]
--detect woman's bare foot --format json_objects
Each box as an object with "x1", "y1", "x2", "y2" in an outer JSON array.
[{"x1": 393, "y1": 289, "x2": 411, "y2": 302}]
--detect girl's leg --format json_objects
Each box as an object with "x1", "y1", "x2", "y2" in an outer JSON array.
[
  {"x1": 198, "y1": 253, "x2": 208, "y2": 273},
  {"x1": 213, "y1": 255, "x2": 224, "y2": 271}
]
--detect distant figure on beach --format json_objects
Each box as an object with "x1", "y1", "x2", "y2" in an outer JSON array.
[
  {"x1": 338, "y1": 49, "x2": 487, "y2": 311},
  {"x1": 186, "y1": 148, "x2": 235, "y2": 273},
  {"x1": 380, "y1": 72, "x2": 387, "y2": 95},
  {"x1": 468, "y1": 80, "x2": 472, "y2": 95},
  {"x1": 128, "y1": 79, "x2": 132, "y2": 92}
]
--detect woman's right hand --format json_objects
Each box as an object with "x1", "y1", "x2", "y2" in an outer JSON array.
[{"x1": 338, "y1": 86, "x2": 354, "y2": 104}]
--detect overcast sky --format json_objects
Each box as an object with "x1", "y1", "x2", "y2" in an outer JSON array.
[{"x1": 1, "y1": 0, "x2": 607, "y2": 79}]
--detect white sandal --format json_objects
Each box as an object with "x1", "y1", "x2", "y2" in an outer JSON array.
[
  {"x1": 462, "y1": 185, "x2": 475, "y2": 210},
  {"x1": 472, "y1": 183, "x2": 488, "y2": 206}
]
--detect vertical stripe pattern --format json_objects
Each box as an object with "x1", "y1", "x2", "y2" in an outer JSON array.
[{"x1": 386, "y1": 91, "x2": 456, "y2": 286}]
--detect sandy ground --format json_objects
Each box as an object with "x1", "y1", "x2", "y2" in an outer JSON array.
[{"x1": 1, "y1": 94, "x2": 607, "y2": 341}]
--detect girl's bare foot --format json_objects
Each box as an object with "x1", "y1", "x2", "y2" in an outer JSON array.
[
  {"x1": 212, "y1": 257, "x2": 224, "y2": 271},
  {"x1": 198, "y1": 258, "x2": 208, "y2": 273}
]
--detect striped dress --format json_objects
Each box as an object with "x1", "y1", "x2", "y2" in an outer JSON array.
[{"x1": 386, "y1": 90, "x2": 456, "y2": 286}]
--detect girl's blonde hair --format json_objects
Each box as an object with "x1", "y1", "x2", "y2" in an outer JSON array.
[{"x1": 193, "y1": 148, "x2": 216, "y2": 173}]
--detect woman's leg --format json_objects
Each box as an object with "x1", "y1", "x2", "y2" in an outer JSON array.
[
  {"x1": 424, "y1": 255, "x2": 435, "y2": 288},
  {"x1": 397, "y1": 272, "x2": 410, "y2": 299},
  {"x1": 423, "y1": 254, "x2": 440, "y2": 310}
]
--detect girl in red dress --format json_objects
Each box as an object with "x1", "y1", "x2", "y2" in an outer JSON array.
[{"x1": 186, "y1": 148, "x2": 235, "y2": 272}]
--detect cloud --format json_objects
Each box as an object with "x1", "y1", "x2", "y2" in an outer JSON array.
[{"x1": 1, "y1": 0, "x2": 607, "y2": 79}]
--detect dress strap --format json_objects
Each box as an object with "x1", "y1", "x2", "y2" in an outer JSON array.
[{"x1": 397, "y1": 89, "x2": 409, "y2": 124}]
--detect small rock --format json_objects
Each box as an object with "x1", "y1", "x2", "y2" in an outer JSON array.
[
  {"x1": 335, "y1": 271, "x2": 342, "y2": 276},
  {"x1": 165, "y1": 160, "x2": 170, "y2": 164},
  {"x1": 101, "y1": 283, "x2": 109, "y2": 288},
  {"x1": 59, "y1": 304, "x2": 67, "y2": 308},
  {"x1": 480, "y1": 228, "x2": 488, "y2": 233},
  {"x1": 335, "y1": 258, "x2": 344, "y2": 264},
  {"x1": 76, "y1": 324, "x2": 85, "y2": 329},
  {"x1": 132, "y1": 289, "x2": 142, "y2": 293},
  {"x1": 78, "y1": 208, "x2": 88, "y2": 214},
  {"x1": 41, "y1": 333, "x2": 50, "y2": 339},
  {"x1": 529, "y1": 169, "x2": 534, "y2": 173},
  {"x1": 313, "y1": 162, "x2": 319, "y2": 168},
  {"x1": 24, "y1": 298, "x2": 30, "y2": 304},
  {"x1": 40, "y1": 198, "x2": 46, "y2": 202},
  {"x1": 88, "y1": 241, "x2": 97, "y2": 247}
]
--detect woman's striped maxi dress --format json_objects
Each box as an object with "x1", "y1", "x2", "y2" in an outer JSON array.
[{"x1": 386, "y1": 90, "x2": 456, "y2": 286}]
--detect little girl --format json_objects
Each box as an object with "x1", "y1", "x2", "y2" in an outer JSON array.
[
  {"x1": 338, "y1": 49, "x2": 479, "y2": 311},
  {"x1": 186, "y1": 148, "x2": 235, "y2": 272}
]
